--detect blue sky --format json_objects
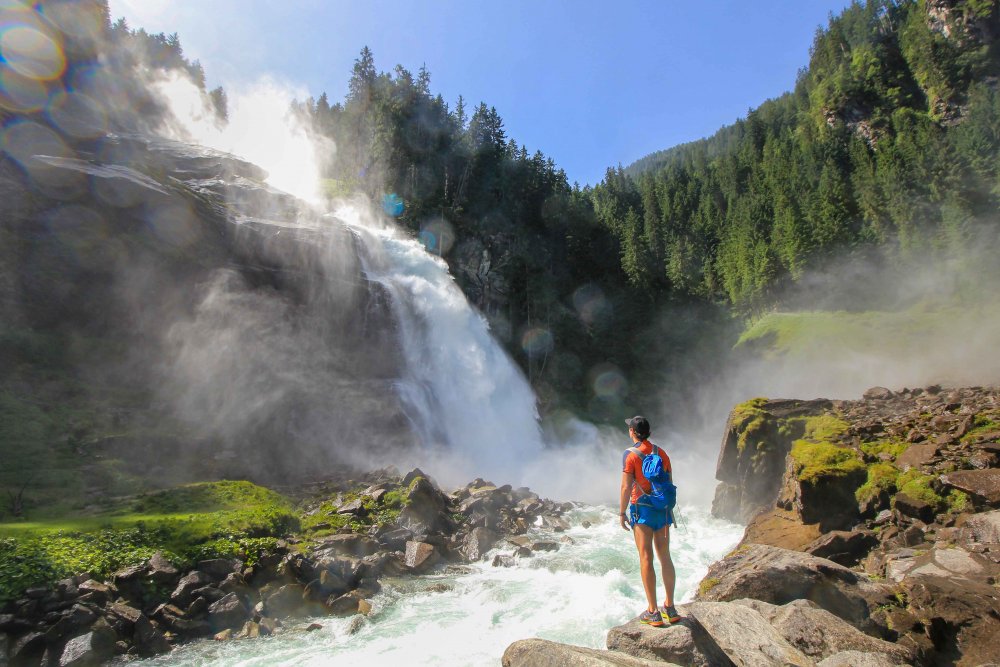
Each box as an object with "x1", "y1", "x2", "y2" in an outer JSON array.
[{"x1": 108, "y1": 0, "x2": 853, "y2": 186}]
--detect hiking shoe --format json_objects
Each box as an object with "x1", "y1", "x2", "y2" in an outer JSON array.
[
  {"x1": 638, "y1": 609, "x2": 664, "y2": 627},
  {"x1": 660, "y1": 604, "x2": 680, "y2": 623}
]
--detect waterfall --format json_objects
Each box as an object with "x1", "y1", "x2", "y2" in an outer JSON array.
[{"x1": 332, "y1": 203, "x2": 546, "y2": 488}]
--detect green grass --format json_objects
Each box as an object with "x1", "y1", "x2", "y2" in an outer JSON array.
[
  {"x1": 735, "y1": 304, "x2": 995, "y2": 361},
  {"x1": 0, "y1": 481, "x2": 298, "y2": 602}
]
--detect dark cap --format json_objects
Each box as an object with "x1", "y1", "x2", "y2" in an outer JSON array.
[{"x1": 625, "y1": 416, "x2": 650, "y2": 439}]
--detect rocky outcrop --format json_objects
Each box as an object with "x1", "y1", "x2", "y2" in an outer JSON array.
[
  {"x1": 704, "y1": 385, "x2": 1000, "y2": 666},
  {"x1": 503, "y1": 638, "x2": 677, "y2": 667}
]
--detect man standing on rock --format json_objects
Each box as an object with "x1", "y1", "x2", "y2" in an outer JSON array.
[{"x1": 619, "y1": 415, "x2": 680, "y2": 626}]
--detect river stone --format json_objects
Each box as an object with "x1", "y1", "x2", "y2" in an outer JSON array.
[
  {"x1": 148, "y1": 552, "x2": 180, "y2": 582},
  {"x1": 319, "y1": 533, "x2": 380, "y2": 557},
  {"x1": 605, "y1": 610, "x2": 728, "y2": 667},
  {"x1": 461, "y1": 527, "x2": 499, "y2": 561},
  {"x1": 208, "y1": 592, "x2": 249, "y2": 630},
  {"x1": 58, "y1": 624, "x2": 117, "y2": 667},
  {"x1": 171, "y1": 571, "x2": 212, "y2": 605},
  {"x1": 958, "y1": 509, "x2": 1000, "y2": 545},
  {"x1": 404, "y1": 541, "x2": 439, "y2": 572},
  {"x1": 684, "y1": 601, "x2": 812, "y2": 666},
  {"x1": 265, "y1": 584, "x2": 308, "y2": 618},
  {"x1": 133, "y1": 615, "x2": 170, "y2": 656},
  {"x1": 941, "y1": 469, "x2": 1000, "y2": 504},
  {"x1": 697, "y1": 544, "x2": 890, "y2": 631},
  {"x1": 733, "y1": 599, "x2": 913, "y2": 664},
  {"x1": 504, "y1": 638, "x2": 680, "y2": 667}
]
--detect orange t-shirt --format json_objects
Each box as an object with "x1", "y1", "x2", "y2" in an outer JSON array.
[{"x1": 623, "y1": 440, "x2": 672, "y2": 505}]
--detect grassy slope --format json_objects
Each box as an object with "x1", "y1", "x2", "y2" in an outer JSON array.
[{"x1": 0, "y1": 481, "x2": 297, "y2": 602}]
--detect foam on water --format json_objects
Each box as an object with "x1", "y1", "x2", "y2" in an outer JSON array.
[{"x1": 132, "y1": 506, "x2": 741, "y2": 667}]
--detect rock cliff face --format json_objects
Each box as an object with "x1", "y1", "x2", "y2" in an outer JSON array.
[{"x1": 1, "y1": 130, "x2": 413, "y2": 486}]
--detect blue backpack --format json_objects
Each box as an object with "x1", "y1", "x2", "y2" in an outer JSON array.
[{"x1": 625, "y1": 444, "x2": 677, "y2": 511}]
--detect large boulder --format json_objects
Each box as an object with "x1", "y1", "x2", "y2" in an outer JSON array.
[
  {"x1": 733, "y1": 599, "x2": 914, "y2": 664},
  {"x1": 605, "y1": 612, "x2": 729, "y2": 666},
  {"x1": 503, "y1": 638, "x2": 679, "y2": 667},
  {"x1": 398, "y1": 476, "x2": 451, "y2": 535},
  {"x1": 712, "y1": 399, "x2": 833, "y2": 523},
  {"x1": 207, "y1": 592, "x2": 249, "y2": 630},
  {"x1": 58, "y1": 622, "x2": 117, "y2": 667},
  {"x1": 404, "y1": 541, "x2": 440, "y2": 573},
  {"x1": 696, "y1": 544, "x2": 892, "y2": 632},
  {"x1": 804, "y1": 529, "x2": 879, "y2": 566},
  {"x1": 940, "y1": 469, "x2": 1000, "y2": 505},
  {"x1": 684, "y1": 601, "x2": 812, "y2": 667},
  {"x1": 957, "y1": 509, "x2": 1000, "y2": 545},
  {"x1": 461, "y1": 527, "x2": 499, "y2": 561}
]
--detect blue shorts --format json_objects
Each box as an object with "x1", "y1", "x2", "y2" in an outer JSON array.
[{"x1": 629, "y1": 503, "x2": 672, "y2": 531}]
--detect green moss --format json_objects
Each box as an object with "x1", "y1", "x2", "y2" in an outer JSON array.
[
  {"x1": 856, "y1": 462, "x2": 900, "y2": 503},
  {"x1": 945, "y1": 489, "x2": 971, "y2": 513},
  {"x1": 799, "y1": 414, "x2": 849, "y2": 442},
  {"x1": 731, "y1": 398, "x2": 770, "y2": 453},
  {"x1": 896, "y1": 469, "x2": 943, "y2": 508},
  {"x1": 961, "y1": 413, "x2": 999, "y2": 442},
  {"x1": 699, "y1": 577, "x2": 720, "y2": 595},
  {"x1": 791, "y1": 440, "x2": 865, "y2": 483},
  {"x1": 861, "y1": 439, "x2": 910, "y2": 460}
]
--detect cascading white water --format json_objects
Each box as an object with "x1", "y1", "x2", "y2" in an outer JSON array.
[
  {"x1": 333, "y1": 203, "x2": 546, "y2": 488},
  {"x1": 130, "y1": 506, "x2": 742, "y2": 667}
]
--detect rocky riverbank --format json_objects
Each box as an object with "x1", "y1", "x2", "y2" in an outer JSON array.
[
  {"x1": 0, "y1": 469, "x2": 577, "y2": 665},
  {"x1": 505, "y1": 385, "x2": 1000, "y2": 666}
]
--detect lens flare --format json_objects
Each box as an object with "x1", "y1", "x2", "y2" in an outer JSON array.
[
  {"x1": 520, "y1": 327, "x2": 554, "y2": 358},
  {"x1": 572, "y1": 283, "x2": 611, "y2": 326},
  {"x1": 588, "y1": 362, "x2": 628, "y2": 399},
  {"x1": 418, "y1": 217, "x2": 455, "y2": 255},
  {"x1": 0, "y1": 65, "x2": 48, "y2": 112},
  {"x1": 382, "y1": 192, "x2": 404, "y2": 217},
  {"x1": 0, "y1": 24, "x2": 65, "y2": 81},
  {"x1": 46, "y1": 90, "x2": 107, "y2": 139}
]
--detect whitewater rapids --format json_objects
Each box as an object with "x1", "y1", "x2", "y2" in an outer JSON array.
[{"x1": 131, "y1": 505, "x2": 741, "y2": 667}]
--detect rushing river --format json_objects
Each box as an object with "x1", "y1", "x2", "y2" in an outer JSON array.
[{"x1": 133, "y1": 505, "x2": 741, "y2": 667}]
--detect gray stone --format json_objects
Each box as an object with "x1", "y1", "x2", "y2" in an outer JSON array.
[
  {"x1": 817, "y1": 651, "x2": 905, "y2": 667},
  {"x1": 530, "y1": 540, "x2": 560, "y2": 552},
  {"x1": 606, "y1": 611, "x2": 727, "y2": 667},
  {"x1": 148, "y1": 552, "x2": 179, "y2": 582},
  {"x1": 58, "y1": 625, "x2": 117, "y2": 667},
  {"x1": 404, "y1": 541, "x2": 439, "y2": 572},
  {"x1": 318, "y1": 533, "x2": 380, "y2": 557},
  {"x1": 804, "y1": 530, "x2": 878, "y2": 566},
  {"x1": 733, "y1": 599, "x2": 913, "y2": 663},
  {"x1": 197, "y1": 558, "x2": 241, "y2": 580},
  {"x1": 503, "y1": 638, "x2": 679, "y2": 666},
  {"x1": 959, "y1": 509, "x2": 1000, "y2": 545},
  {"x1": 893, "y1": 493, "x2": 935, "y2": 523},
  {"x1": 697, "y1": 544, "x2": 891, "y2": 631},
  {"x1": 684, "y1": 601, "x2": 812, "y2": 666},
  {"x1": 461, "y1": 527, "x2": 499, "y2": 561},
  {"x1": 265, "y1": 584, "x2": 308, "y2": 618},
  {"x1": 133, "y1": 615, "x2": 170, "y2": 656},
  {"x1": 170, "y1": 570, "x2": 212, "y2": 605},
  {"x1": 894, "y1": 443, "x2": 939, "y2": 471},
  {"x1": 863, "y1": 387, "x2": 893, "y2": 400},
  {"x1": 207, "y1": 592, "x2": 249, "y2": 630}
]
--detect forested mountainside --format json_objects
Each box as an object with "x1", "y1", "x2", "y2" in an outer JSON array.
[{"x1": 603, "y1": 0, "x2": 1000, "y2": 311}]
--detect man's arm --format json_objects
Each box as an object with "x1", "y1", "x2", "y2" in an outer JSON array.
[{"x1": 620, "y1": 471, "x2": 634, "y2": 531}]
